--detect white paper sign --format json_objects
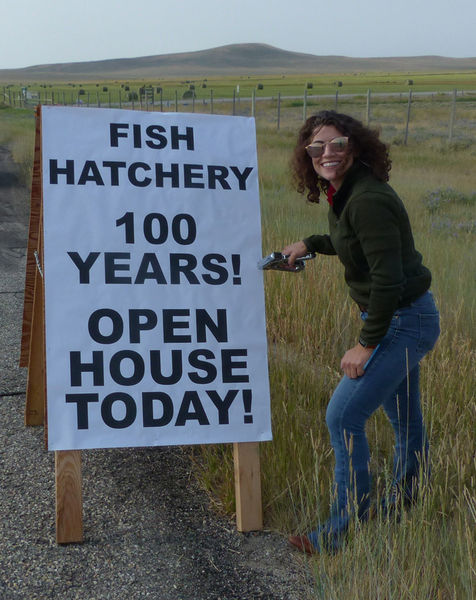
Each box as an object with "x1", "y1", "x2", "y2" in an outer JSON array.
[{"x1": 41, "y1": 106, "x2": 271, "y2": 450}]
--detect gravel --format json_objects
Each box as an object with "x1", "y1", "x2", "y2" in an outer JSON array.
[{"x1": 0, "y1": 146, "x2": 314, "y2": 600}]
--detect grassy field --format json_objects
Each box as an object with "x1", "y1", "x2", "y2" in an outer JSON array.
[
  {"x1": 200, "y1": 112, "x2": 476, "y2": 598},
  {"x1": 0, "y1": 107, "x2": 36, "y2": 182},
  {"x1": 1, "y1": 92, "x2": 475, "y2": 599},
  {"x1": 2, "y1": 70, "x2": 476, "y2": 108}
]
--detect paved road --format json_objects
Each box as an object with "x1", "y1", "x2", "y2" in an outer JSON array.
[{"x1": 0, "y1": 147, "x2": 313, "y2": 600}]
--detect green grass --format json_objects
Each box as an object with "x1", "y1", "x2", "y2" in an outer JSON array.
[
  {"x1": 1, "y1": 95, "x2": 475, "y2": 599},
  {"x1": 2, "y1": 70, "x2": 476, "y2": 107}
]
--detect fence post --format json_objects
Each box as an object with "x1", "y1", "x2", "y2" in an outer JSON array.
[
  {"x1": 277, "y1": 92, "x2": 281, "y2": 130},
  {"x1": 403, "y1": 89, "x2": 412, "y2": 145},
  {"x1": 119, "y1": 90, "x2": 122, "y2": 109},
  {"x1": 366, "y1": 89, "x2": 371, "y2": 125},
  {"x1": 232, "y1": 89, "x2": 236, "y2": 116},
  {"x1": 210, "y1": 89, "x2": 214, "y2": 114},
  {"x1": 335, "y1": 90, "x2": 339, "y2": 111},
  {"x1": 303, "y1": 88, "x2": 307, "y2": 122},
  {"x1": 160, "y1": 89, "x2": 163, "y2": 112},
  {"x1": 448, "y1": 89, "x2": 457, "y2": 144},
  {"x1": 251, "y1": 89, "x2": 255, "y2": 118}
]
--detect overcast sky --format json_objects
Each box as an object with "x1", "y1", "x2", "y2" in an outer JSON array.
[{"x1": 1, "y1": 0, "x2": 474, "y2": 70}]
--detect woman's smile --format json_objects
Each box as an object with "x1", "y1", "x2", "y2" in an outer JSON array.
[{"x1": 311, "y1": 124, "x2": 354, "y2": 189}]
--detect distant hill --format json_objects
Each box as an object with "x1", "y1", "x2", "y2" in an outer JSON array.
[{"x1": 1, "y1": 43, "x2": 475, "y2": 81}]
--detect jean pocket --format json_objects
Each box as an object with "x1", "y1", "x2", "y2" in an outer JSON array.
[{"x1": 417, "y1": 313, "x2": 440, "y2": 356}]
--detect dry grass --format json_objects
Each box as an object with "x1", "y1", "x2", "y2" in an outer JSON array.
[
  {"x1": 0, "y1": 106, "x2": 35, "y2": 183},
  {"x1": 199, "y1": 106, "x2": 476, "y2": 599}
]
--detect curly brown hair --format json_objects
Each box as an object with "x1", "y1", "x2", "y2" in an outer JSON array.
[{"x1": 291, "y1": 110, "x2": 392, "y2": 203}]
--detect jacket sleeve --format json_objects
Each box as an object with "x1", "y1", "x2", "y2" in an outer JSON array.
[
  {"x1": 303, "y1": 234, "x2": 337, "y2": 255},
  {"x1": 348, "y1": 193, "x2": 406, "y2": 345}
]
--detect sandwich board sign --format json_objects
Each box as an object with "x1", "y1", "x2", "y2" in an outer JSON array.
[{"x1": 22, "y1": 105, "x2": 271, "y2": 541}]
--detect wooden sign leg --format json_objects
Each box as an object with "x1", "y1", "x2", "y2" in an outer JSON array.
[
  {"x1": 24, "y1": 109, "x2": 45, "y2": 427},
  {"x1": 20, "y1": 105, "x2": 42, "y2": 367},
  {"x1": 25, "y1": 262, "x2": 45, "y2": 426},
  {"x1": 233, "y1": 442, "x2": 263, "y2": 532},
  {"x1": 55, "y1": 450, "x2": 84, "y2": 544}
]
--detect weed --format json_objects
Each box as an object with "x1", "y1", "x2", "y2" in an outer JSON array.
[{"x1": 422, "y1": 187, "x2": 476, "y2": 213}]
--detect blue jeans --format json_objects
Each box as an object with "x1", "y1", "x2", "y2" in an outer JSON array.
[{"x1": 309, "y1": 291, "x2": 440, "y2": 547}]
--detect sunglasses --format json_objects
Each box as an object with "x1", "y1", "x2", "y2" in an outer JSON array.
[{"x1": 305, "y1": 136, "x2": 349, "y2": 158}]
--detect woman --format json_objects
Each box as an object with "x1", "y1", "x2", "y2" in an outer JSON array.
[{"x1": 284, "y1": 111, "x2": 440, "y2": 554}]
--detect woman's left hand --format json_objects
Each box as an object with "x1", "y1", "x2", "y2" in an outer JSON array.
[{"x1": 341, "y1": 344, "x2": 374, "y2": 379}]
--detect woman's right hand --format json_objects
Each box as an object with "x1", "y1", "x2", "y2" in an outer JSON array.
[{"x1": 282, "y1": 240, "x2": 309, "y2": 266}]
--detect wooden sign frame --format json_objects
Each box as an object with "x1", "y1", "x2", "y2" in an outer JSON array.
[{"x1": 21, "y1": 105, "x2": 263, "y2": 544}]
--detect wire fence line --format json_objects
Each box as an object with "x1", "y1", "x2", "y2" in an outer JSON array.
[{"x1": 3, "y1": 86, "x2": 476, "y2": 145}]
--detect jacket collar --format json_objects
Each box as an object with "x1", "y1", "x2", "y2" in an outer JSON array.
[{"x1": 332, "y1": 161, "x2": 372, "y2": 217}]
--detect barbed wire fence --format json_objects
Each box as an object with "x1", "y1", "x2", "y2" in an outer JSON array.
[{"x1": 3, "y1": 85, "x2": 476, "y2": 146}]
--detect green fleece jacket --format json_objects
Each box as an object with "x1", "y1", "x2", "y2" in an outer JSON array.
[{"x1": 303, "y1": 163, "x2": 431, "y2": 346}]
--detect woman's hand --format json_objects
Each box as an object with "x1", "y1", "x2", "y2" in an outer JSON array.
[
  {"x1": 282, "y1": 240, "x2": 308, "y2": 266},
  {"x1": 341, "y1": 344, "x2": 374, "y2": 379}
]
